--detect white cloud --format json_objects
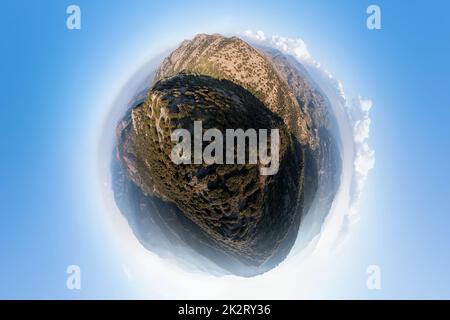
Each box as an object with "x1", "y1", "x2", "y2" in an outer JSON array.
[
  {"x1": 241, "y1": 30, "x2": 312, "y2": 62},
  {"x1": 359, "y1": 98, "x2": 373, "y2": 113},
  {"x1": 352, "y1": 97, "x2": 375, "y2": 193},
  {"x1": 355, "y1": 142, "x2": 375, "y2": 178},
  {"x1": 243, "y1": 29, "x2": 266, "y2": 41},
  {"x1": 338, "y1": 97, "x2": 375, "y2": 242},
  {"x1": 269, "y1": 35, "x2": 311, "y2": 61},
  {"x1": 354, "y1": 117, "x2": 371, "y2": 143}
]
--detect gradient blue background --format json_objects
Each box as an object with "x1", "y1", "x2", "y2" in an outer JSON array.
[{"x1": 1, "y1": 0, "x2": 449, "y2": 298}]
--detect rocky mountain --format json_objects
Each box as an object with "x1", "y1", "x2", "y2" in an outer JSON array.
[
  {"x1": 154, "y1": 34, "x2": 317, "y2": 148},
  {"x1": 113, "y1": 34, "x2": 341, "y2": 276}
]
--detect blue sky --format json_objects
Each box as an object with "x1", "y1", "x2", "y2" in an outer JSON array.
[{"x1": 1, "y1": 0, "x2": 449, "y2": 298}]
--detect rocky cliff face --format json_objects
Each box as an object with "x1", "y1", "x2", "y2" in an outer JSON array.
[{"x1": 113, "y1": 34, "x2": 341, "y2": 276}]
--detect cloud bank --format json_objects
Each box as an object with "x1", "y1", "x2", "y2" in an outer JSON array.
[
  {"x1": 348, "y1": 97, "x2": 375, "y2": 216},
  {"x1": 242, "y1": 30, "x2": 313, "y2": 62}
]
